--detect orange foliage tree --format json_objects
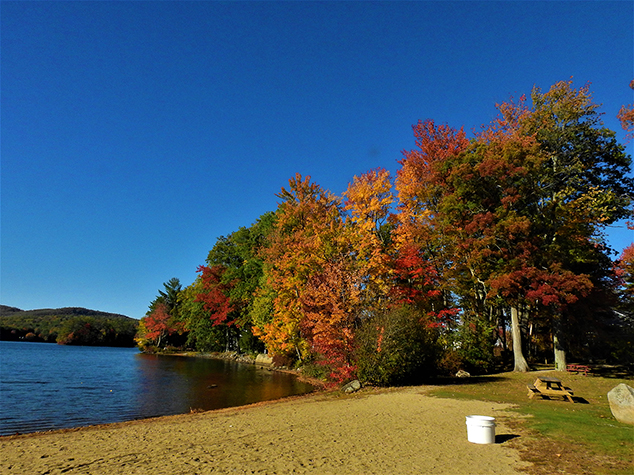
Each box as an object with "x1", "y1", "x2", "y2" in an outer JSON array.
[
  {"x1": 255, "y1": 174, "x2": 346, "y2": 361},
  {"x1": 343, "y1": 168, "x2": 394, "y2": 302},
  {"x1": 617, "y1": 79, "x2": 634, "y2": 140}
]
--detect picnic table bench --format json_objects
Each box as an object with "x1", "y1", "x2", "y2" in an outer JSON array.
[
  {"x1": 566, "y1": 364, "x2": 591, "y2": 376},
  {"x1": 527, "y1": 376, "x2": 574, "y2": 402}
]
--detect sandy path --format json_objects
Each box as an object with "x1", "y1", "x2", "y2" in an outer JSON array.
[{"x1": 1, "y1": 387, "x2": 530, "y2": 474}]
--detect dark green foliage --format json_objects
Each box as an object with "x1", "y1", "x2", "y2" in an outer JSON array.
[
  {"x1": 238, "y1": 326, "x2": 265, "y2": 354},
  {"x1": 448, "y1": 315, "x2": 496, "y2": 374},
  {"x1": 355, "y1": 305, "x2": 440, "y2": 386},
  {"x1": 185, "y1": 316, "x2": 226, "y2": 352},
  {"x1": 206, "y1": 212, "x2": 277, "y2": 329},
  {"x1": 0, "y1": 305, "x2": 23, "y2": 315},
  {"x1": 158, "y1": 278, "x2": 183, "y2": 316}
]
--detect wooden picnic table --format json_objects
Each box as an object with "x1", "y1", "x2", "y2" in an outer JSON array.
[
  {"x1": 527, "y1": 376, "x2": 574, "y2": 402},
  {"x1": 566, "y1": 363, "x2": 591, "y2": 375}
]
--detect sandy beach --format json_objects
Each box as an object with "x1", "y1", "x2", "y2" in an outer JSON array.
[{"x1": 1, "y1": 386, "x2": 530, "y2": 474}]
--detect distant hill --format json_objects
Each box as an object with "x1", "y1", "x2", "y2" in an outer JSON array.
[
  {"x1": 0, "y1": 305, "x2": 138, "y2": 347},
  {"x1": 0, "y1": 305, "x2": 23, "y2": 315},
  {"x1": 0, "y1": 305, "x2": 133, "y2": 320}
]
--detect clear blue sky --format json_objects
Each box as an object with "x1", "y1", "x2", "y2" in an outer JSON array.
[{"x1": 2, "y1": 1, "x2": 633, "y2": 319}]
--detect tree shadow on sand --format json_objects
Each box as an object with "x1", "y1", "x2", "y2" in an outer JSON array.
[{"x1": 496, "y1": 434, "x2": 520, "y2": 443}]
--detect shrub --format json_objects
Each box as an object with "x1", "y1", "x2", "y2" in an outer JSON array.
[
  {"x1": 437, "y1": 347, "x2": 464, "y2": 376},
  {"x1": 354, "y1": 305, "x2": 440, "y2": 386},
  {"x1": 300, "y1": 361, "x2": 330, "y2": 381},
  {"x1": 448, "y1": 317, "x2": 496, "y2": 374}
]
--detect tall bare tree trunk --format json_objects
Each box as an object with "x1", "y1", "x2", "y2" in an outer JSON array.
[
  {"x1": 553, "y1": 317, "x2": 567, "y2": 371},
  {"x1": 511, "y1": 306, "x2": 530, "y2": 372}
]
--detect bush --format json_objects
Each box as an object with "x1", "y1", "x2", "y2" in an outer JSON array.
[
  {"x1": 448, "y1": 317, "x2": 496, "y2": 374},
  {"x1": 354, "y1": 305, "x2": 440, "y2": 386},
  {"x1": 437, "y1": 348, "x2": 464, "y2": 376},
  {"x1": 300, "y1": 361, "x2": 330, "y2": 381}
]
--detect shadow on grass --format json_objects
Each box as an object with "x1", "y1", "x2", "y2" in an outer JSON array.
[
  {"x1": 587, "y1": 365, "x2": 634, "y2": 378},
  {"x1": 571, "y1": 396, "x2": 590, "y2": 404},
  {"x1": 423, "y1": 376, "x2": 508, "y2": 386}
]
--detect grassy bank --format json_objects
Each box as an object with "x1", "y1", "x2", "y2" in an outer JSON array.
[{"x1": 428, "y1": 370, "x2": 633, "y2": 475}]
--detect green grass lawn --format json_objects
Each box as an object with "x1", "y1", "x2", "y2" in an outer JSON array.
[{"x1": 427, "y1": 370, "x2": 633, "y2": 475}]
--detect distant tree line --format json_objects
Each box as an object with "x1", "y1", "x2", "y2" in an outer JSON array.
[
  {"x1": 137, "y1": 80, "x2": 634, "y2": 385},
  {"x1": 0, "y1": 307, "x2": 138, "y2": 347}
]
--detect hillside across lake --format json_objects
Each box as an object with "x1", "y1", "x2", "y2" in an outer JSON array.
[{"x1": 0, "y1": 305, "x2": 138, "y2": 347}]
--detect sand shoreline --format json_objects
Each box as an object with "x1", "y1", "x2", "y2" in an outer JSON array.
[{"x1": 1, "y1": 386, "x2": 531, "y2": 474}]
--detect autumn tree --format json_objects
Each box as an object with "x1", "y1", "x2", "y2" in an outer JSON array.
[
  {"x1": 617, "y1": 79, "x2": 634, "y2": 140},
  {"x1": 194, "y1": 264, "x2": 239, "y2": 351},
  {"x1": 139, "y1": 302, "x2": 185, "y2": 349},
  {"x1": 137, "y1": 278, "x2": 187, "y2": 350},
  {"x1": 196, "y1": 265, "x2": 235, "y2": 326},
  {"x1": 394, "y1": 119, "x2": 507, "y2": 371},
  {"x1": 396, "y1": 80, "x2": 633, "y2": 372},
  {"x1": 256, "y1": 174, "x2": 346, "y2": 361},
  {"x1": 343, "y1": 168, "x2": 394, "y2": 303},
  {"x1": 518, "y1": 80, "x2": 633, "y2": 370},
  {"x1": 414, "y1": 114, "x2": 544, "y2": 372},
  {"x1": 179, "y1": 277, "x2": 227, "y2": 352},
  {"x1": 393, "y1": 120, "x2": 468, "y2": 321},
  {"x1": 300, "y1": 259, "x2": 361, "y2": 382}
]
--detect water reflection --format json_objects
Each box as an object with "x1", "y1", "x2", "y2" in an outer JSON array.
[{"x1": 133, "y1": 354, "x2": 314, "y2": 418}]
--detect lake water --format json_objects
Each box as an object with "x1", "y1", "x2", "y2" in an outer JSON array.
[{"x1": 0, "y1": 341, "x2": 315, "y2": 436}]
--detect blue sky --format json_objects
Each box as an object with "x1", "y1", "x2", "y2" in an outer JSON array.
[{"x1": 2, "y1": 1, "x2": 633, "y2": 319}]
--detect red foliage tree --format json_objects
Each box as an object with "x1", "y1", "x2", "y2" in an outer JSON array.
[
  {"x1": 195, "y1": 264, "x2": 235, "y2": 327},
  {"x1": 143, "y1": 302, "x2": 184, "y2": 348},
  {"x1": 300, "y1": 259, "x2": 361, "y2": 383}
]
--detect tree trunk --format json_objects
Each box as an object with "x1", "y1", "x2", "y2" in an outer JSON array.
[
  {"x1": 225, "y1": 326, "x2": 232, "y2": 352},
  {"x1": 553, "y1": 317, "x2": 567, "y2": 371},
  {"x1": 510, "y1": 306, "x2": 530, "y2": 372}
]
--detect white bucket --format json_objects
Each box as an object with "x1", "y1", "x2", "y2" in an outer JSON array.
[{"x1": 466, "y1": 415, "x2": 496, "y2": 444}]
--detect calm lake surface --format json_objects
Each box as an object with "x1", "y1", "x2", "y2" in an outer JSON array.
[{"x1": 0, "y1": 341, "x2": 315, "y2": 436}]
